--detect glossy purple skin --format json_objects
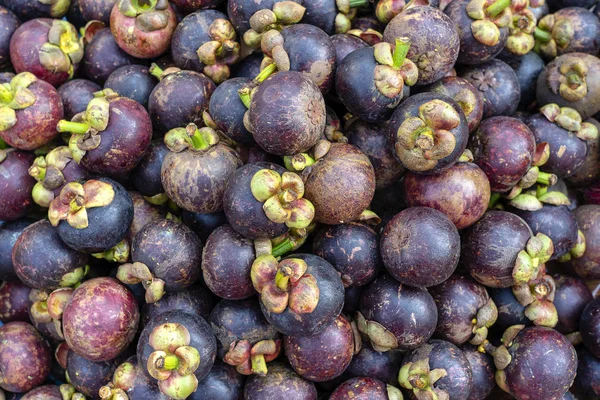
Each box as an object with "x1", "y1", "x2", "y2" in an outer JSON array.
[
  {"x1": 500, "y1": 51, "x2": 545, "y2": 109},
  {"x1": 470, "y1": 117, "x2": 536, "y2": 192},
  {"x1": 462, "y1": 344, "x2": 495, "y2": 400},
  {"x1": 137, "y1": 310, "x2": 217, "y2": 382},
  {"x1": 63, "y1": 277, "x2": 139, "y2": 362},
  {"x1": 359, "y1": 273, "x2": 438, "y2": 350},
  {"x1": 209, "y1": 77, "x2": 254, "y2": 145},
  {"x1": 0, "y1": 151, "x2": 35, "y2": 221},
  {"x1": 0, "y1": 281, "x2": 30, "y2": 323},
  {"x1": 58, "y1": 79, "x2": 102, "y2": 120},
  {"x1": 488, "y1": 287, "x2": 530, "y2": 331},
  {"x1": 0, "y1": 322, "x2": 52, "y2": 393},
  {"x1": 330, "y1": 34, "x2": 368, "y2": 65},
  {"x1": 312, "y1": 222, "x2": 380, "y2": 288},
  {"x1": 402, "y1": 340, "x2": 473, "y2": 400},
  {"x1": 21, "y1": 385, "x2": 62, "y2": 399},
  {"x1": 567, "y1": 118, "x2": 600, "y2": 187},
  {"x1": 142, "y1": 284, "x2": 214, "y2": 326},
  {"x1": 10, "y1": 19, "x2": 74, "y2": 86},
  {"x1": 462, "y1": 211, "x2": 532, "y2": 288},
  {"x1": 430, "y1": 274, "x2": 490, "y2": 346},
  {"x1": 572, "y1": 347, "x2": 600, "y2": 399},
  {"x1": 66, "y1": 350, "x2": 120, "y2": 397},
  {"x1": 526, "y1": 113, "x2": 588, "y2": 179},
  {"x1": 181, "y1": 210, "x2": 228, "y2": 243},
  {"x1": 226, "y1": 0, "x2": 303, "y2": 35},
  {"x1": 78, "y1": 0, "x2": 118, "y2": 25},
  {"x1": 389, "y1": 92, "x2": 469, "y2": 175},
  {"x1": 381, "y1": 207, "x2": 460, "y2": 288},
  {"x1": 545, "y1": 8, "x2": 600, "y2": 58},
  {"x1": 261, "y1": 253, "x2": 345, "y2": 337},
  {"x1": 128, "y1": 192, "x2": 165, "y2": 240},
  {"x1": 243, "y1": 362, "x2": 317, "y2": 400},
  {"x1": 202, "y1": 224, "x2": 256, "y2": 299},
  {"x1": 581, "y1": 297, "x2": 600, "y2": 357},
  {"x1": 2, "y1": 0, "x2": 64, "y2": 20},
  {"x1": 83, "y1": 28, "x2": 141, "y2": 85},
  {"x1": 12, "y1": 220, "x2": 88, "y2": 290},
  {"x1": 0, "y1": 7, "x2": 19, "y2": 67},
  {"x1": 104, "y1": 64, "x2": 156, "y2": 109},
  {"x1": 172, "y1": 0, "x2": 225, "y2": 14},
  {"x1": 148, "y1": 70, "x2": 216, "y2": 135},
  {"x1": 444, "y1": 0, "x2": 508, "y2": 65},
  {"x1": 80, "y1": 97, "x2": 152, "y2": 175},
  {"x1": 222, "y1": 162, "x2": 289, "y2": 240},
  {"x1": 330, "y1": 377, "x2": 390, "y2": 400},
  {"x1": 345, "y1": 342, "x2": 404, "y2": 384},
  {"x1": 552, "y1": 274, "x2": 592, "y2": 334},
  {"x1": 571, "y1": 205, "x2": 600, "y2": 279},
  {"x1": 460, "y1": 59, "x2": 520, "y2": 119},
  {"x1": 191, "y1": 360, "x2": 245, "y2": 400},
  {"x1": 511, "y1": 204, "x2": 579, "y2": 260},
  {"x1": 346, "y1": 121, "x2": 404, "y2": 189},
  {"x1": 0, "y1": 79, "x2": 63, "y2": 151},
  {"x1": 300, "y1": 0, "x2": 337, "y2": 34},
  {"x1": 503, "y1": 326, "x2": 577, "y2": 400},
  {"x1": 171, "y1": 9, "x2": 227, "y2": 73},
  {"x1": 0, "y1": 220, "x2": 32, "y2": 281},
  {"x1": 131, "y1": 140, "x2": 169, "y2": 197},
  {"x1": 230, "y1": 52, "x2": 262, "y2": 79}
]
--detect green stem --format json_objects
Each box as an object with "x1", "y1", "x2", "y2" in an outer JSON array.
[
  {"x1": 567, "y1": 73, "x2": 582, "y2": 86},
  {"x1": 149, "y1": 63, "x2": 164, "y2": 80},
  {"x1": 0, "y1": 85, "x2": 13, "y2": 103},
  {"x1": 534, "y1": 27, "x2": 552, "y2": 43},
  {"x1": 272, "y1": 239, "x2": 293, "y2": 258},
  {"x1": 255, "y1": 63, "x2": 278, "y2": 84},
  {"x1": 349, "y1": 0, "x2": 368, "y2": 7},
  {"x1": 57, "y1": 120, "x2": 89, "y2": 134},
  {"x1": 161, "y1": 354, "x2": 180, "y2": 371},
  {"x1": 275, "y1": 269, "x2": 290, "y2": 291},
  {"x1": 536, "y1": 171, "x2": 555, "y2": 186},
  {"x1": 132, "y1": 0, "x2": 158, "y2": 12},
  {"x1": 488, "y1": 192, "x2": 501, "y2": 208},
  {"x1": 189, "y1": 129, "x2": 209, "y2": 150},
  {"x1": 251, "y1": 354, "x2": 268, "y2": 375},
  {"x1": 239, "y1": 87, "x2": 252, "y2": 109},
  {"x1": 486, "y1": 0, "x2": 510, "y2": 18},
  {"x1": 392, "y1": 37, "x2": 411, "y2": 70}
]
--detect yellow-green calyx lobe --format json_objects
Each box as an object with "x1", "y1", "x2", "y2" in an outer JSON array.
[
  {"x1": 506, "y1": 0, "x2": 536, "y2": 55},
  {"x1": 398, "y1": 359, "x2": 449, "y2": 400},
  {"x1": 40, "y1": 20, "x2": 83, "y2": 78},
  {"x1": 546, "y1": 59, "x2": 589, "y2": 102},
  {"x1": 116, "y1": 262, "x2": 166, "y2": 303},
  {"x1": 29, "y1": 146, "x2": 76, "y2": 208},
  {"x1": 243, "y1": 1, "x2": 306, "y2": 49},
  {"x1": 540, "y1": 103, "x2": 598, "y2": 140},
  {"x1": 535, "y1": 12, "x2": 574, "y2": 59},
  {"x1": 0, "y1": 72, "x2": 37, "y2": 132},
  {"x1": 197, "y1": 19, "x2": 241, "y2": 84},
  {"x1": 164, "y1": 123, "x2": 219, "y2": 153},
  {"x1": 373, "y1": 38, "x2": 418, "y2": 99},
  {"x1": 251, "y1": 255, "x2": 320, "y2": 314},
  {"x1": 334, "y1": 0, "x2": 367, "y2": 33},
  {"x1": 48, "y1": 180, "x2": 115, "y2": 229},
  {"x1": 466, "y1": 0, "x2": 512, "y2": 46},
  {"x1": 223, "y1": 339, "x2": 282, "y2": 376}
]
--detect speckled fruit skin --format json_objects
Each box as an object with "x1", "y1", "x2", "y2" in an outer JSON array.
[
  {"x1": 191, "y1": 360, "x2": 245, "y2": 400},
  {"x1": 110, "y1": 3, "x2": 177, "y2": 59},
  {"x1": 132, "y1": 219, "x2": 202, "y2": 292},
  {"x1": 162, "y1": 143, "x2": 242, "y2": 214},
  {"x1": 0, "y1": 322, "x2": 51, "y2": 393},
  {"x1": 66, "y1": 349, "x2": 119, "y2": 397},
  {"x1": 148, "y1": 70, "x2": 216, "y2": 135},
  {"x1": 128, "y1": 191, "x2": 165, "y2": 240},
  {"x1": 227, "y1": 0, "x2": 304, "y2": 35},
  {"x1": 570, "y1": 205, "x2": 600, "y2": 279},
  {"x1": 345, "y1": 342, "x2": 403, "y2": 383},
  {"x1": 581, "y1": 297, "x2": 600, "y2": 358},
  {"x1": 383, "y1": 6, "x2": 459, "y2": 85},
  {"x1": 462, "y1": 344, "x2": 495, "y2": 400},
  {"x1": 78, "y1": 0, "x2": 118, "y2": 25},
  {"x1": 404, "y1": 162, "x2": 491, "y2": 229},
  {"x1": 0, "y1": 9, "x2": 18, "y2": 62},
  {"x1": 460, "y1": 59, "x2": 520, "y2": 119},
  {"x1": 12, "y1": 220, "x2": 88, "y2": 290},
  {"x1": 0, "y1": 281, "x2": 30, "y2": 322},
  {"x1": 0, "y1": 79, "x2": 63, "y2": 150},
  {"x1": 304, "y1": 143, "x2": 376, "y2": 225},
  {"x1": 470, "y1": 116, "x2": 536, "y2": 192},
  {"x1": 360, "y1": 273, "x2": 438, "y2": 350},
  {"x1": 331, "y1": 34, "x2": 368, "y2": 65},
  {"x1": 402, "y1": 340, "x2": 473, "y2": 400},
  {"x1": 56, "y1": 178, "x2": 134, "y2": 253},
  {"x1": 312, "y1": 222, "x2": 380, "y2": 288},
  {"x1": 381, "y1": 207, "x2": 460, "y2": 288},
  {"x1": 552, "y1": 274, "x2": 592, "y2": 334},
  {"x1": 462, "y1": 211, "x2": 532, "y2": 288},
  {"x1": 284, "y1": 314, "x2": 354, "y2": 382},
  {"x1": 489, "y1": 287, "x2": 530, "y2": 331},
  {"x1": 142, "y1": 284, "x2": 214, "y2": 326},
  {"x1": 573, "y1": 347, "x2": 600, "y2": 399},
  {"x1": 223, "y1": 162, "x2": 289, "y2": 240},
  {"x1": 202, "y1": 224, "x2": 256, "y2": 299},
  {"x1": 502, "y1": 326, "x2": 577, "y2": 400},
  {"x1": 137, "y1": 310, "x2": 217, "y2": 382},
  {"x1": 131, "y1": 141, "x2": 169, "y2": 198},
  {"x1": 105, "y1": 64, "x2": 156, "y2": 109},
  {"x1": 0, "y1": 151, "x2": 35, "y2": 221},
  {"x1": 430, "y1": 274, "x2": 491, "y2": 345},
  {"x1": 511, "y1": 204, "x2": 578, "y2": 260},
  {"x1": 248, "y1": 71, "x2": 325, "y2": 156},
  {"x1": 243, "y1": 362, "x2": 317, "y2": 400},
  {"x1": 10, "y1": 19, "x2": 75, "y2": 87},
  {"x1": 63, "y1": 277, "x2": 139, "y2": 362},
  {"x1": 209, "y1": 77, "x2": 255, "y2": 145},
  {"x1": 21, "y1": 385, "x2": 62, "y2": 399},
  {"x1": 83, "y1": 28, "x2": 140, "y2": 85},
  {"x1": 58, "y1": 79, "x2": 101, "y2": 120},
  {"x1": 260, "y1": 253, "x2": 345, "y2": 337},
  {"x1": 545, "y1": 8, "x2": 600, "y2": 58},
  {"x1": 330, "y1": 377, "x2": 391, "y2": 400},
  {"x1": 0, "y1": 220, "x2": 32, "y2": 281}
]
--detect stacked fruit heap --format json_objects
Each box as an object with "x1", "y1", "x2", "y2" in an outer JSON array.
[{"x1": 1, "y1": 0, "x2": 600, "y2": 399}]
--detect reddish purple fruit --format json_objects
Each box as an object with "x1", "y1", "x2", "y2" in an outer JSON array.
[
  {"x1": 552, "y1": 274, "x2": 592, "y2": 334},
  {"x1": 330, "y1": 377, "x2": 402, "y2": 400},
  {"x1": 0, "y1": 281, "x2": 30, "y2": 323},
  {"x1": 58, "y1": 79, "x2": 102, "y2": 120},
  {"x1": 243, "y1": 362, "x2": 317, "y2": 400},
  {"x1": 0, "y1": 150, "x2": 35, "y2": 221},
  {"x1": 570, "y1": 204, "x2": 600, "y2": 279}
]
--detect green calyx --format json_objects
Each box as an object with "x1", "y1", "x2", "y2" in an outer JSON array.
[
  {"x1": 48, "y1": 180, "x2": 115, "y2": 229},
  {"x1": 512, "y1": 233, "x2": 554, "y2": 285},
  {"x1": 164, "y1": 123, "x2": 220, "y2": 153},
  {"x1": 372, "y1": 38, "x2": 418, "y2": 98},
  {"x1": 223, "y1": 339, "x2": 281, "y2": 376},
  {"x1": 0, "y1": 72, "x2": 37, "y2": 132},
  {"x1": 536, "y1": 14, "x2": 574, "y2": 59},
  {"x1": 250, "y1": 169, "x2": 315, "y2": 229},
  {"x1": 37, "y1": 0, "x2": 70, "y2": 18},
  {"x1": 243, "y1": 1, "x2": 306, "y2": 49},
  {"x1": 470, "y1": 298, "x2": 498, "y2": 345},
  {"x1": 29, "y1": 146, "x2": 74, "y2": 208},
  {"x1": 506, "y1": 0, "x2": 536, "y2": 56},
  {"x1": 118, "y1": 0, "x2": 168, "y2": 17},
  {"x1": 398, "y1": 359, "x2": 448, "y2": 400},
  {"x1": 540, "y1": 103, "x2": 598, "y2": 140},
  {"x1": 60, "y1": 383, "x2": 86, "y2": 400},
  {"x1": 376, "y1": 0, "x2": 405, "y2": 24},
  {"x1": 559, "y1": 229, "x2": 586, "y2": 262},
  {"x1": 40, "y1": 20, "x2": 83, "y2": 78},
  {"x1": 59, "y1": 265, "x2": 89, "y2": 288},
  {"x1": 507, "y1": 182, "x2": 569, "y2": 211},
  {"x1": 466, "y1": 0, "x2": 512, "y2": 46},
  {"x1": 92, "y1": 240, "x2": 130, "y2": 263},
  {"x1": 238, "y1": 63, "x2": 278, "y2": 109},
  {"x1": 197, "y1": 19, "x2": 241, "y2": 84},
  {"x1": 355, "y1": 311, "x2": 399, "y2": 352},
  {"x1": 116, "y1": 262, "x2": 165, "y2": 303},
  {"x1": 334, "y1": 0, "x2": 365, "y2": 33}
]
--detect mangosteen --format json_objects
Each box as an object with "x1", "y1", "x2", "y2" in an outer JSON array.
[
  {"x1": 0, "y1": 72, "x2": 63, "y2": 150},
  {"x1": 570, "y1": 204, "x2": 600, "y2": 279},
  {"x1": 344, "y1": 341, "x2": 404, "y2": 383},
  {"x1": 581, "y1": 296, "x2": 600, "y2": 358},
  {"x1": 230, "y1": 52, "x2": 263, "y2": 79},
  {"x1": 104, "y1": 65, "x2": 156, "y2": 109},
  {"x1": 171, "y1": 9, "x2": 240, "y2": 83},
  {"x1": 0, "y1": 150, "x2": 35, "y2": 221},
  {"x1": 488, "y1": 287, "x2": 531, "y2": 331},
  {"x1": 48, "y1": 177, "x2": 134, "y2": 253},
  {"x1": 10, "y1": 19, "x2": 83, "y2": 87},
  {"x1": 251, "y1": 253, "x2": 344, "y2": 337},
  {"x1": 462, "y1": 344, "x2": 495, "y2": 400},
  {"x1": 110, "y1": 0, "x2": 177, "y2": 59},
  {"x1": 58, "y1": 79, "x2": 102, "y2": 120},
  {"x1": 191, "y1": 360, "x2": 245, "y2": 400},
  {"x1": 330, "y1": 377, "x2": 403, "y2": 400},
  {"x1": 499, "y1": 51, "x2": 545, "y2": 109},
  {"x1": 572, "y1": 347, "x2": 600, "y2": 399},
  {"x1": 399, "y1": 339, "x2": 473, "y2": 400},
  {"x1": 142, "y1": 284, "x2": 214, "y2": 326},
  {"x1": 348, "y1": 14, "x2": 385, "y2": 45},
  {"x1": 0, "y1": 281, "x2": 31, "y2": 323},
  {"x1": 552, "y1": 273, "x2": 592, "y2": 335},
  {"x1": 57, "y1": 90, "x2": 152, "y2": 176},
  {"x1": 243, "y1": 362, "x2": 317, "y2": 400},
  {"x1": 567, "y1": 117, "x2": 600, "y2": 186},
  {"x1": 0, "y1": 219, "x2": 33, "y2": 281},
  {"x1": 0, "y1": 7, "x2": 19, "y2": 68},
  {"x1": 0, "y1": 322, "x2": 52, "y2": 393},
  {"x1": 21, "y1": 385, "x2": 63, "y2": 399},
  {"x1": 383, "y1": 5, "x2": 460, "y2": 85},
  {"x1": 172, "y1": 0, "x2": 224, "y2": 13},
  {"x1": 330, "y1": 33, "x2": 369, "y2": 65},
  {"x1": 502, "y1": 0, "x2": 538, "y2": 57},
  {"x1": 137, "y1": 310, "x2": 217, "y2": 399},
  {"x1": 460, "y1": 58, "x2": 520, "y2": 118},
  {"x1": 99, "y1": 356, "x2": 169, "y2": 400},
  {"x1": 2, "y1": 0, "x2": 70, "y2": 20},
  {"x1": 182, "y1": 210, "x2": 228, "y2": 243},
  {"x1": 129, "y1": 141, "x2": 169, "y2": 203},
  {"x1": 375, "y1": 0, "x2": 407, "y2": 24},
  {"x1": 161, "y1": 123, "x2": 242, "y2": 214},
  {"x1": 207, "y1": 77, "x2": 255, "y2": 145},
  {"x1": 302, "y1": 0, "x2": 368, "y2": 34},
  {"x1": 210, "y1": 297, "x2": 281, "y2": 376},
  {"x1": 430, "y1": 274, "x2": 497, "y2": 346},
  {"x1": 66, "y1": 349, "x2": 120, "y2": 397},
  {"x1": 127, "y1": 191, "x2": 166, "y2": 242},
  {"x1": 78, "y1": 0, "x2": 117, "y2": 25},
  {"x1": 357, "y1": 273, "x2": 438, "y2": 351}
]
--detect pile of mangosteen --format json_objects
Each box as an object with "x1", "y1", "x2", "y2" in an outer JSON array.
[{"x1": 0, "y1": 0, "x2": 600, "y2": 399}]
